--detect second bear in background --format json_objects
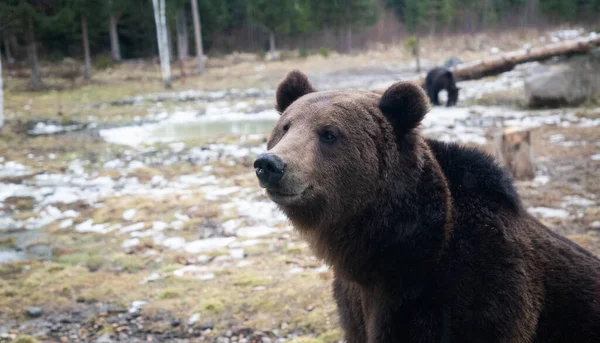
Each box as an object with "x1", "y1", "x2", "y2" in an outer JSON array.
[{"x1": 425, "y1": 67, "x2": 460, "y2": 107}]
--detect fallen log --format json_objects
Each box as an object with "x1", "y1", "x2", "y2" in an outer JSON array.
[{"x1": 375, "y1": 35, "x2": 600, "y2": 93}]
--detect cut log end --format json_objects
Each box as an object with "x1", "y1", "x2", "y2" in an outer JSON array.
[{"x1": 494, "y1": 127, "x2": 535, "y2": 181}]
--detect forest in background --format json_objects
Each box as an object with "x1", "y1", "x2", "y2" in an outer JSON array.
[{"x1": 0, "y1": 0, "x2": 598, "y2": 90}]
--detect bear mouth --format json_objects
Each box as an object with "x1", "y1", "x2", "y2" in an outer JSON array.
[{"x1": 266, "y1": 188, "x2": 308, "y2": 205}]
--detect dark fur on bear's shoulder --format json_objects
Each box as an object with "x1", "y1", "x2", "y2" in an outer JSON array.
[
  {"x1": 426, "y1": 139, "x2": 521, "y2": 211},
  {"x1": 425, "y1": 67, "x2": 459, "y2": 107},
  {"x1": 265, "y1": 71, "x2": 600, "y2": 343}
]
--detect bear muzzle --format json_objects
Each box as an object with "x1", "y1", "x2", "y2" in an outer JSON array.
[{"x1": 254, "y1": 153, "x2": 286, "y2": 189}]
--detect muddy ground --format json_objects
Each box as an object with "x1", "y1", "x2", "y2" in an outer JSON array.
[{"x1": 1, "y1": 29, "x2": 599, "y2": 343}]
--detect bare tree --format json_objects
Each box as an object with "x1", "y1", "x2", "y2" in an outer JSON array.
[
  {"x1": 3, "y1": 36, "x2": 14, "y2": 64},
  {"x1": 152, "y1": 0, "x2": 172, "y2": 88},
  {"x1": 268, "y1": 31, "x2": 276, "y2": 53},
  {"x1": 81, "y1": 14, "x2": 92, "y2": 80},
  {"x1": 176, "y1": 9, "x2": 189, "y2": 61},
  {"x1": 0, "y1": 42, "x2": 4, "y2": 128},
  {"x1": 190, "y1": 0, "x2": 205, "y2": 74},
  {"x1": 109, "y1": 14, "x2": 121, "y2": 61},
  {"x1": 25, "y1": 15, "x2": 44, "y2": 90},
  {"x1": 107, "y1": 0, "x2": 123, "y2": 62}
]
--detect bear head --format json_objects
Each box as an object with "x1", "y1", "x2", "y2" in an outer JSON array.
[{"x1": 254, "y1": 70, "x2": 431, "y2": 230}]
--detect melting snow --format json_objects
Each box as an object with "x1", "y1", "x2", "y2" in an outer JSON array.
[
  {"x1": 184, "y1": 237, "x2": 237, "y2": 254},
  {"x1": 528, "y1": 207, "x2": 570, "y2": 219}
]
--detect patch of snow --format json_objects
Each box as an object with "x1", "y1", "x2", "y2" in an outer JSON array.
[
  {"x1": 122, "y1": 209, "x2": 137, "y2": 221},
  {"x1": 179, "y1": 174, "x2": 217, "y2": 185},
  {"x1": 549, "y1": 134, "x2": 565, "y2": 143},
  {"x1": 188, "y1": 313, "x2": 201, "y2": 325},
  {"x1": 528, "y1": 207, "x2": 569, "y2": 219},
  {"x1": 173, "y1": 265, "x2": 209, "y2": 277},
  {"x1": 169, "y1": 142, "x2": 186, "y2": 153},
  {"x1": 28, "y1": 122, "x2": 82, "y2": 136},
  {"x1": 288, "y1": 267, "x2": 304, "y2": 274},
  {"x1": 533, "y1": 175, "x2": 550, "y2": 185},
  {"x1": 197, "y1": 255, "x2": 211, "y2": 263},
  {"x1": 128, "y1": 161, "x2": 146, "y2": 171},
  {"x1": 591, "y1": 154, "x2": 600, "y2": 161},
  {"x1": 561, "y1": 196, "x2": 595, "y2": 207},
  {"x1": 128, "y1": 300, "x2": 147, "y2": 313},
  {"x1": 199, "y1": 273, "x2": 215, "y2": 281},
  {"x1": 229, "y1": 248, "x2": 245, "y2": 259},
  {"x1": 122, "y1": 238, "x2": 140, "y2": 249},
  {"x1": 314, "y1": 265, "x2": 329, "y2": 273},
  {"x1": 550, "y1": 28, "x2": 584, "y2": 41},
  {"x1": 229, "y1": 239, "x2": 263, "y2": 248},
  {"x1": 161, "y1": 236, "x2": 186, "y2": 250},
  {"x1": 174, "y1": 212, "x2": 190, "y2": 222},
  {"x1": 76, "y1": 219, "x2": 109, "y2": 234},
  {"x1": 140, "y1": 272, "x2": 161, "y2": 284},
  {"x1": 59, "y1": 218, "x2": 74, "y2": 229},
  {"x1": 236, "y1": 225, "x2": 278, "y2": 238},
  {"x1": 152, "y1": 221, "x2": 169, "y2": 231},
  {"x1": 0, "y1": 161, "x2": 32, "y2": 178},
  {"x1": 184, "y1": 237, "x2": 237, "y2": 254},
  {"x1": 237, "y1": 260, "x2": 252, "y2": 268},
  {"x1": 119, "y1": 222, "x2": 145, "y2": 234}
]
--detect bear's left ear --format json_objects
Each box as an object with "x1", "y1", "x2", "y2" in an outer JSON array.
[
  {"x1": 276, "y1": 70, "x2": 316, "y2": 113},
  {"x1": 379, "y1": 81, "x2": 430, "y2": 133}
]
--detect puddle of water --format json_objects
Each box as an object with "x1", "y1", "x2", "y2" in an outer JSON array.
[
  {"x1": 0, "y1": 250, "x2": 27, "y2": 263},
  {"x1": 101, "y1": 114, "x2": 279, "y2": 146},
  {"x1": 152, "y1": 118, "x2": 278, "y2": 140}
]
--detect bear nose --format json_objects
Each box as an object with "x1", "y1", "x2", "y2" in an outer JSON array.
[{"x1": 254, "y1": 153, "x2": 286, "y2": 188}]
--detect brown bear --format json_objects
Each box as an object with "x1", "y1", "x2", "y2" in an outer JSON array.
[{"x1": 254, "y1": 70, "x2": 600, "y2": 343}]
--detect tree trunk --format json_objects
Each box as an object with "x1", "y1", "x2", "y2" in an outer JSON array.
[
  {"x1": 345, "y1": 25, "x2": 352, "y2": 53},
  {"x1": 494, "y1": 127, "x2": 535, "y2": 180},
  {"x1": 176, "y1": 9, "x2": 189, "y2": 62},
  {"x1": 415, "y1": 35, "x2": 421, "y2": 73},
  {"x1": 26, "y1": 16, "x2": 45, "y2": 90},
  {"x1": 269, "y1": 31, "x2": 276, "y2": 53},
  {"x1": 0, "y1": 42, "x2": 4, "y2": 128},
  {"x1": 166, "y1": 23, "x2": 174, "y2": 62},
  {"x1": 190, "y1": 0, "x2": 205, "y2": 74},
  {"x1": 430, "y1": 16, "x2": 437, "y2": 37},
  {"x1": 109, "y1": 14, "x2": 122, "y2": 62},
  {"x1": 81, "y1": 15, "x2": 92, "y2": 81},
  {"x1": 3, "y1": 37, "x2": 14, "y2": 64},
  {"x1": 152, "y1": 0, "x2": 172, "y2": 88}
]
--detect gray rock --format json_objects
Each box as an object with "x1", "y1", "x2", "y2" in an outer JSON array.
[
  {"x1": 26, "y1": 307, "x2": 43, "y2": 318},
  {"x1": 525, "y1": 53, "x2": 600, "y2": 108},
  {"x1": 262, "y1": 337, "x2": 272, "y2": 343},
  {"x1": 443, "y1": 56, "x2": 463, "y2": 69},
  {"x1": 216, "y1": 337, "x2": 230, "y2": 343}
]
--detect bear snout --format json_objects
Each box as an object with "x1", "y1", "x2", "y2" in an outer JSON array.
[{"x1": 254, "y1": 153, "x2": 286, "y2": 188}]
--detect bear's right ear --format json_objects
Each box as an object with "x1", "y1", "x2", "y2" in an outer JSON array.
[
  {"x1": 379, "y1": 81, "x2": 430, "y2": 134},
  {"x1": 275, "y1": 70, "x2": 316, "y2": 113}
]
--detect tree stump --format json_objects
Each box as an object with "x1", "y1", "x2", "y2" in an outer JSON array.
[{"x1": 494, "y1": 127, "x2": 535, "y2": 180}]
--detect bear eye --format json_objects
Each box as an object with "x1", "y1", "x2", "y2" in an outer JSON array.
[
  {"x1": 319, "y1": 130, "x2": 337, "y2": 144},
  {"x1": 282, "y1": 123, "x2": 290, "y2": 132}
]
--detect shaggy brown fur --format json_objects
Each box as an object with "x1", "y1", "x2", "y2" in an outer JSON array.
[{"x1": 254, "y1": 70, "x2": 600, "y2": 343}]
